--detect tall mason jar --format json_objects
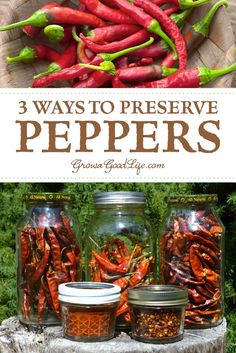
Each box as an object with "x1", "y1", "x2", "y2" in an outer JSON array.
[
  {"x1": 160, "y1": 194, "x2": 224, "y2": 328},
  {"x1": 16, "y1": 193, "x2": 81, "y2": 327},
  {"x1": 85, "y1": 192, "x2": 156, "y2": 329}
]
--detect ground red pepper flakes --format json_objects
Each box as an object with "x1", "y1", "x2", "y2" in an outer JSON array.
[
  {"x1": 63, "y1": 306, "x2": 115, "y2": 338},
  {"x1": 59, "y1": 282, "x2": 120, "y2": 342}
]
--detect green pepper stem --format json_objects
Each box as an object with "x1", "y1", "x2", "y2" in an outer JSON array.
[
  {"x1": 72, "y1": 26, "x2": 81, "y2": 43},
  {"x1": 0, "y1": 11, "x2": 48, "y2": 31},
  {"x1": 171, "y1": 8, "x2": 192, "y2": 29},
  {"x1": 79, "y1": 61, "x2": 116, "y2": 75},
  {"x1": 162, "y1": 66, "x2": 178, "y2": 77},
  {"x1": 199, "y1": 62, "x2": 236, "y2": 85},
  {"x1": 6, "y1": 46, "x2": 36, "y2": 64},
  {"x1": 99, "y1": 37, "x2": 154, "y2": 61},
  {"x1": 148, "y1": 19, "x2": 177, "y2": 60},
  {"x1": 44, "y1": 25, "x2": 64, "y2": 43},
  {"x1": 193, "y1": 0, "x2": 228, "y2": 37},
  {"x1": 180, "y1": 0, "x2": 212, "y2": 10},
  {"x1": 33, "y1": 63, "x2": 61, "y2": 79}
]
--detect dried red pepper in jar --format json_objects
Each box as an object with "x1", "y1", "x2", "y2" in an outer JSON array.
[
  {"x1": 160, "y1": 194, "x2": 224, "y2": 328},
  {"x1": 16, "y1": 193, "x2": 81, "y2": 327},
  {"x1": 85, "y1": 192, "x2": 156, "y2": 330}
]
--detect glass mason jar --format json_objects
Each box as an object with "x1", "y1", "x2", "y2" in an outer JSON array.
[
  {"x1": 160, "y1": 194, "x2": 224, "y2": 329},
  {"x1": 128, "y1": 285, "x2": 188, "y2": 344},
  {"x1": 59, "y1": 282, "x2": 121, "y2": 342},
  {"x1": 16, "y1": 193, "x2": 82, "y2": 327},
  {"x1": 85, "y1": 192, "x2": 156, "y2": 330}
]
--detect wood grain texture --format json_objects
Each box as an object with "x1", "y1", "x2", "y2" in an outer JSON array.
[{"x1": 0, "y1": 0, "x2": 235, "y2": 87}]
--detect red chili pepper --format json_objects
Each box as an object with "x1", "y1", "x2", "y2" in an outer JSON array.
[
  {"x1": 115, "y1": 56, "x2": 129, "y2": 69},
  {"x1": 116, "y1": 302, "x2": 129, "y2": 317},
  {"x1": 47, "y1": 228, "x2": 62, "y2": 272},
  {"x1": 162, "y1": 0, "x2": 227, "y2": 68},
  {"x1": 37, "y1": 285, "x2": 46, "y2": 323},
  {"x1": 164, "y1": 5, "x2": 180, "y2": 15},
  {"x1": 34, "y1": 41, "x2": 77, "y2": 79},
  {"x1": 80, "y1": 0, "x2": 137, "y2": 24},
  {"x1": 129, "y1": 8, "x2": 188, "y2": 59},
  {"x1": 92, "y1": 251, "x2": 128, "y2": 274},
  {"x1": 117, "y1": 64, "x2": 177, "y2": 82},
  {"x1": 20, "y1": 229, "x2": 30, "y2": 272},
  {"x1": 32, "y1": 37, "x2": 153, "y2": 87},
  {"x1": 130, "y1": 41, "x2": 167, "y2": 58},
  {"x1": 113, "y1": 276, "x2": 129, "y2": 290},
  {"x1": 87, "y1": 24, "x2": 141, "y2": 43},
  {"x1": 6, "y1": 45, "x2": 60, "y2": 64},
  {"x1": 135, "y1": 63, "x2": 236, "y2": 88},
  {"x1": 61, "y1": 215, "x2": 76, "y2": 244},
  {"x1": 46, "y1": 271, "x2": 61, "y2": 318},
  {"x1": 112, "y1": 75, "x2": 129, "y2": 88},
  {"x1": 129, "y1": 258, "x2": 150, "y2": 287},
  {"x1": 111, "y1": 0, "x2": 176, "y2": 56},
  {"x1": 0, "y1": 7, "x2": 106, "y2": 32},
  {"x1": 134, "y1": 0, "x2": 187, "y2": 70},
  {"x1": 29, "y1": 242, "x2": 50, "y2": 289},
  {"x1": 73, "y1": 71, "x2": 112, "y2": 88},
  {"x1": 22, "y1": 2, "x2": 61, "y2": 38},
  {"x1": 81, "y1": 29, "x2": 149, "y2": 53}
]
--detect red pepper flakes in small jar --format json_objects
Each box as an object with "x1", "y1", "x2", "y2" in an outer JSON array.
[
  {"x1": 59, "y1": 282, "x2": 121, "y2": 342},
  {"x1": 128, "y1": 285, "x2": 188, "y2": 344}
]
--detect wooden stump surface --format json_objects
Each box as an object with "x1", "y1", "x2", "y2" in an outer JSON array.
[{"x1": 0, "y1": 0, "x2": 235, "y2": 88}]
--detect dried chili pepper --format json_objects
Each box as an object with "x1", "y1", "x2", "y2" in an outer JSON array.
[
  {"x1": 6, "y1": 45, "x2": 60, "y2": 64},
  {"x1": 37, "y1": 285, "x2": 46, "y2": 323},
  {"x1": 0, "y1": 6, "x2": 105, "y2": 32},
  {"x1": 135, "y1": 63, "x2": 236, "y2": 88},
  {"x1": 22, "y1": 2, "x2": 61, "y2": 38},
  {"x1": 129, "y1": 258, "x2": 151, "y2": 287},
  {"x1": 29, "y1": 242, "x2": 50, "y2": 289},
  {"x1": 32, "y1": 37, "x2": 153, "y2": 87},
  {"x1": 81, "y1": 29, "x2": 150, "y2": 54},
  {"x1": 92, "y1": 250, "x2": 128, "y2": 274},
  {"x1": 80, "y1": 0, "x2": 137, "y2": 24},
  {"x1": 34, "y1": 41, "x2": 77, "y2": 79},
  {"x1": 162, "y1": 0, "x2": 228, "y2": 68},
  {"x1": 87, "y1": 24, "x2": 141, "y2": 43},
  {"x1": 134, "y1": 0, "x2": 187, "y2": 70},
  {"x1": 110, "y1": 0, "x2": 177, "y2": 56},
  {"x1": 46, "y1": 271, "x2": 61, "y2": 318}
]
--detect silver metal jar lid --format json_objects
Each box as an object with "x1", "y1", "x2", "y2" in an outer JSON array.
[
  {"x1": 59, "y1": 282, "x2": 121, "y2": 305},
  {"x1": 128, "y1": 285, "x2": 188, "y2": 307},
  {"x1": 94, "y1": 192, "x2": 145, "y2": 204}
]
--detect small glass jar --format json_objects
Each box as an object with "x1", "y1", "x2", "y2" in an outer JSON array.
[
  {"x1": 16, "y1": 193, "x2": 81, "y2": 327},
  {"x1": 160, "y1": 194, "x2": 225, "y2": 328},
  {"x1": 128, "y1": 285, "x2": 188, "y2": 344},
  {"x1": 84, "y1": 192, "x2": 156, "y2": 329},
  {"x1": 59, "y1": 282, "x2": 121, "y2": 342}
]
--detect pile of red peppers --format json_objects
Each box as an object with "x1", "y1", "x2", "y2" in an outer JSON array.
[{"x1": 1, "y1": 0, "x2": 236, "y2": 88}]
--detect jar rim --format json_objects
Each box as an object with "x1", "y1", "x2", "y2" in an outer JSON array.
[
  {"x1": 59, "y1": 282, "x2": 121, "y2": 305},
  {"x1": 94, "y1": 192, "x2": 145, "y2": 205},
  {"x1": 166, "y1": 194, "x2": 218, "y2": 205},
  {"x1": 23, "y1": 193, "x2": 74, "y2": 202},
  {"x1": 128, "y1": 285, "x2": 188, "y2": 306}
]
